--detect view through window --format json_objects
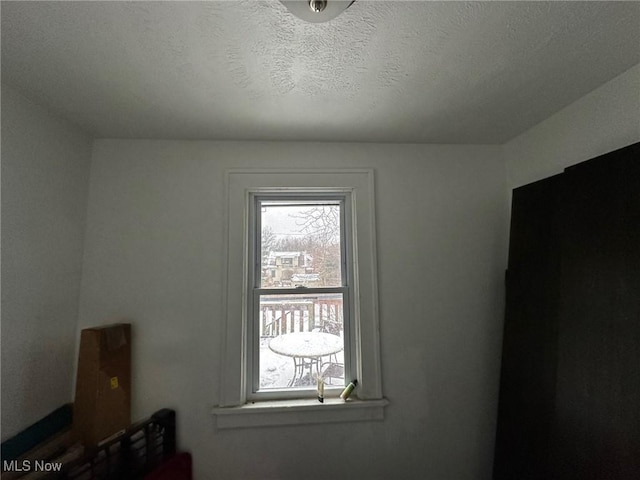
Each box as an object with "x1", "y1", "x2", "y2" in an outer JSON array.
[{"x1": 253, "y1": 197, "x2": 349, "y2": 393}]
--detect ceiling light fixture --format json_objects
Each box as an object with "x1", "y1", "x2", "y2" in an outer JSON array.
[
  {"x1": 308, "y1": 0, "x2": 327, "y2": 14},
  {"x1": 281, "y1": 1, "x2": 355, "y2": 23}
]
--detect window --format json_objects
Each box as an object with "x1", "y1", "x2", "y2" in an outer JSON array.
[
  {"x1": 248, "y1": 195, "x2": 352, "y2": 399},
  {"x1": 215, "y1": 170, "x2": 386, "y2": 428}
]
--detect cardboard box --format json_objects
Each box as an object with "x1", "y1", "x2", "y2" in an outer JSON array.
[{"x1": 73, "y1": 323, "x2": 131, "y2": 448}]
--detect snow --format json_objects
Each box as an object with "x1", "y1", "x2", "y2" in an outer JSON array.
[{"x1": 259, "y1": 337, "x2": 345, "y2": 389}]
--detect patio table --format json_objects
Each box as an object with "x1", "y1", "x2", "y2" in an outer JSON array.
[{"x1": 269, "y1": 332, "x2": 343, "y2": 386}]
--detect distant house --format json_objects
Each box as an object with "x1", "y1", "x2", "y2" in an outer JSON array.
[{"x1": 263, "y1": 251, "x2": 313, "y2": 286}]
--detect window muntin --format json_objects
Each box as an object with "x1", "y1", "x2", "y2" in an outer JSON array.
[{"x1": 249, "y1": 194, "x2": 353, "y2": 399}]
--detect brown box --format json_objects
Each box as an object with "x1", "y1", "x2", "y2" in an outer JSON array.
[{"x1": 73, "y1": 323, "x2": 131, "y2": 448}]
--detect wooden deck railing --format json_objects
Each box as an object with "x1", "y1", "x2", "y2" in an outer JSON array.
[{"x1": 260, "y1": 298, "x2": 343, "y2": 337}]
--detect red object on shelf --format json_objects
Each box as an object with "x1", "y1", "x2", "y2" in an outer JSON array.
[{"x1": 144, "y1": 452, "x2": 192, "y2": 480}]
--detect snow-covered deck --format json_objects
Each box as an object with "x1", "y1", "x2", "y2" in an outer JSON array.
[{"x1": 259, "y1": 337, "x2": 345, "y2": 389}]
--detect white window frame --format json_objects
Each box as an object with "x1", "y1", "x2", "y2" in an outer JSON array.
[
  {"x1": 213, "y1": 169, "x2": 386, "y2": 428},
  {"x1": 247, "y1": 192, "x2": 353, "y2": 401}
]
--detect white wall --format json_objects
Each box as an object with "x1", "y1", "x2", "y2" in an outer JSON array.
[
  {"x1": 1, "y1": 84, "x2": 92, "y2": 440},
  {"x1": 505, "y1": 63, "x2": 640, "y2": 189},
  {"x1": 78, "y1": 140, "x2": 508, "y2": 479}
]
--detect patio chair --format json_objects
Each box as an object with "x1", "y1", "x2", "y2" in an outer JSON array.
[{"x1": 320, "y1": 359, "x2": 344, "y2": 386}]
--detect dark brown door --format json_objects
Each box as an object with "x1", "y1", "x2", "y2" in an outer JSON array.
[
  {"x1": 494, "y1": 142, "x2": 640, "y2": 480},
  {"x1": 552, "y1": 144, "x2": 640, "y2": 480},
  {"x1": 494, "y1": 173, "x2": 562, "y2": 480}
]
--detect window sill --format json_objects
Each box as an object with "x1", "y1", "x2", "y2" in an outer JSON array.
[{"x1": 211, "y1": 397, "x2": 389, "y2": 429}]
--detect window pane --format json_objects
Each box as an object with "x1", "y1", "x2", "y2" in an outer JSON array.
[
  {"x1": 258, "y1": 293, "x2": 345, "y2": 390},
  {"x1": 260, "y1": 201, "x2": 343, "y2": 288}
]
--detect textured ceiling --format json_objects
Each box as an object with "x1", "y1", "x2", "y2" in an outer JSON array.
[{"x1": 2, "y1": 1, "x2": 639, "y2": 144}]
